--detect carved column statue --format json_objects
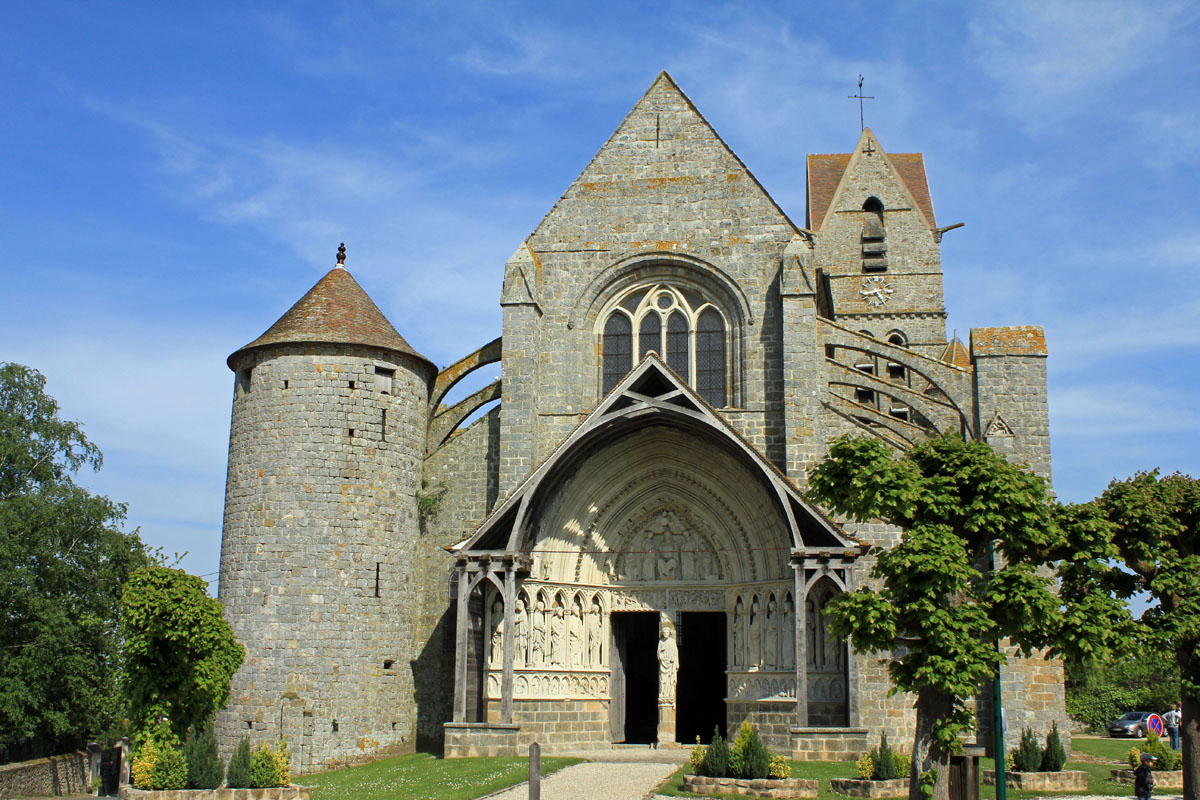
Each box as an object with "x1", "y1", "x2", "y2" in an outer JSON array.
[{"x1": 656, "y1": 617, "x2": 679, "y2": 745}]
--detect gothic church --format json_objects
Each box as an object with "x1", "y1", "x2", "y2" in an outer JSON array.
[{"x1": 216, "y1": 73, "x2": 1064, "y2": 771}]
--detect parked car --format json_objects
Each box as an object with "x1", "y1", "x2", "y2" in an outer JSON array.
[{"x1": 1108, "y1": 711, "x2": 1156, "y2": 738}]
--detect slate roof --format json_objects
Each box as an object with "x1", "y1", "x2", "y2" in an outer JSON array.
[
  {"x1": 807, "y1": 151, "x2": 936, "y2": 230},
  {"x1": 228, "y1": 267, "x2": 433, "y2": 370}
]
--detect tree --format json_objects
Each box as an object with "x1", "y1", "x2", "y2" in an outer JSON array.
[
  {"x1": 807, "y1": 434, "x2": 1126, "y2": 800},
  {"x1": 1092, "y1": 471, "x2": 1200, "y2": 800},
  {"x1": 120, "y1": 565, "x2": 245, "y2": 740},
  {"x1": 0, "y1": 362, "x2": 151, "y2": 762}
]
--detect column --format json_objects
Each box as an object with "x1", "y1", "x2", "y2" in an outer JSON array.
[
  {"x1": 657, "y1": 613, "x2": 678, "y2": 745},
  {"x1": 501, "y1": 567, "x2": 516, "y2": 723},
  {"x1": 793, "y1": 561, "x2": 809, "y2": 727},
  {"x1": 452, "y1": 563, "x2": 470, "y2": 722}
]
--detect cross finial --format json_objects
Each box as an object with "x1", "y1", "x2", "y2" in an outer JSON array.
[
  {"x1": 336, "y1": 242, "x2": 346, "y2": 267},
  {"x1": 848, "y1": 75, "x2": 874, "y2": 132}
]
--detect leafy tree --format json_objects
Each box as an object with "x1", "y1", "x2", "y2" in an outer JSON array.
[
  {"x1": 0, "y1": 363, "x2": 151, "y2": 761},
  {"x1": 1065, "y1": 655, "x2": 1179, "y2": 732},
  {"x1": 807, "y1": 435, "x2": 1126, "y2": 800},
  {"x1": 1091, "y1": 471, "x2": 1200, "y2": 800},
  {"x1": 120, "y1": 565, "x2": 245, "y2": 740}
]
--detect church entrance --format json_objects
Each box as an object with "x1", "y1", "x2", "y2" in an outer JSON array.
[
  {"x1": 676, "y1": 611, "x2": 727, "y2": 743},
  {"x1": 610, "y1": 612, "x2": 659, "y2": 744}
]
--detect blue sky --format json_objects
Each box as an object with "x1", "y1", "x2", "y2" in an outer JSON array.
[{"x1": 3, "y1": 1, "x2": 1198, "y2": 586}]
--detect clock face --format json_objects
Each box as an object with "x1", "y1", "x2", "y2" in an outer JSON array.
[{"x1": 859, "y1": 275, "x2": 894, "y2": 308}]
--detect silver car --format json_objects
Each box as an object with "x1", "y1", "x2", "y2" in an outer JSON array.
[{"x1": 1108, "y1": 711, "x2": 1155, "y2": 738}]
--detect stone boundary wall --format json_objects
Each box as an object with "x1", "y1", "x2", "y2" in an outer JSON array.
[
  {"x1": 1111, "y1": 769, "x2": 1184, "y2": 790},
  {"x1": 727, "y1": 701, "x2": 796, "y2": 752},
  {"x1": 982, "y1": 770, "x2": 1087, "y2": 791},
  {"x1": 790, "y1": 728, "x2": 868, "y2": 762},
  {"x1": 0, "y1": 752, "x2": 89, "y2": 798},
  {"x1": 829, "y1": 778, "x2": 908, "y2": 797},
  {"x1": 444, "y1": 722, "x2": 522, "y2": 758},
  {"x1": 119, "y1": 786, "x2": 309, "y2": 799},
  {"x1": 684, "y1": 775, "x2": 818, "y2": 798}
]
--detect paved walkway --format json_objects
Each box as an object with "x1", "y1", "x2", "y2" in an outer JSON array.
[{"x1": 483, "y1": 760, "x2": 679, "y2": 800}]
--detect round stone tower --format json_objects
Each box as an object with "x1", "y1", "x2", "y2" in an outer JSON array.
[{"x1": 216, "y1": 250, "x2": 435, "y2": 772}]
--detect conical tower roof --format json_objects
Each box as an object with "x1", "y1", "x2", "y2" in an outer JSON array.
[{"x1": 228, "y1": 266, "x2": 433, "y2": 371}]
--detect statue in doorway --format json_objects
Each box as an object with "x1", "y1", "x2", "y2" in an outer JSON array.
[
  {"x1": 489, "y1": 597, "x2": 504, "y2": 665},
  {"x1": 588, "y1": 601, "x2": 603, "y2": 665},
  {"x1": 568, "y1": 603, "x2": 583, "y2": 666},
  {"x1": 781, "y1": 596, "x2": 795, "y2": 670},
  {"x1": 749, "y1": 596, "x2": 762, "y2": 669},
  {"x1": 532, "y1": 599, "x2": 546, "y2": 666},
  {"x1": 550, "y1": 600, "x2": 565, "y2": 664},
  {"x1": 513, "y1": 599, "x2": 527, "y2": 667},
  {"x1": 657, "y1": 626, "x2": 679, "y2": 702},
  {"x1": 764, "y1": 596, "x2": 779, "y2": 669}
]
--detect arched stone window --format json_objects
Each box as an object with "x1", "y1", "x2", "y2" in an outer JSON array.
[
  {"x1": 862, "y1": 197, "x2": 887, "y2": 272},
  {"x1": 599, "y1": 284, "x2": 731, "y2": 407}
]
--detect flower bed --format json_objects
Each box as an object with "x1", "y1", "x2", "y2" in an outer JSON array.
[
  {"x1": 982, "y1": 770, "x2": 1087, "y2": 791},
  {"x1": 1111, "y1": 768, "x2": 1184, "y2": 790},
  {"x1": 119, "y1": 785, "x2": 310, "y2": 799},
  {"x1": 830, "y1": 777, "x2": 909, "y2": 797},
  {"x1": 683, "y1": 774, "x2": 818, "y2": 798}
]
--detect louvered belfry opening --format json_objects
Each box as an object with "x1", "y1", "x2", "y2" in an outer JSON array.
[{"x1": 861, "y1": 197, "x2": 887, "y2": 272}]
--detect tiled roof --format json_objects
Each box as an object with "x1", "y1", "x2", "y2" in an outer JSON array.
[
  {"x1": 970, "y1": 326, "x2": 1048, "y2": 357},
  {"x1": 806, "y1": 151, "x2": 936, "y2": 230},
  {"x1": 228, "y1": 267, "x2": 433, "y2": 369},
  {"x1": 938, "y1": 337, "x2": 971, "y2": 368}
]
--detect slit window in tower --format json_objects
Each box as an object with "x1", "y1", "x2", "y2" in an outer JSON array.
[
  {"x1": 696, "y1": 309, "x2": 727, "y2": 407},
  {"x1": 638, "y1": 313, "x2": 660, "y2": 361},
  {"x1": 666, "y1": 312, "x2": 689, "y2": 381},
  {"x1": 376, "y1": 367, "x2": 395, "y2": 395},
  {"x1": 381, "y1": 408, "x2": 387, "y2": 442},
  {"x1": 348, "y1": 380, "x2": 356, "y2": 390},
  {"x1": 348, "y1": 428, "x2": 355, "y2": 438},
  {"x1": 375, "y1": 562, "x2": 381, "y2": 597},
  {"x1": 283, "y1": 379, "x2": 289, "y2": 390},
  {"x1": 602, "y1": 313, "x2": 632, "y2": 394}
]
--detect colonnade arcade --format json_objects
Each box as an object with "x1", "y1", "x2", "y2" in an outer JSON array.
[{"x1": 448, "y1": 358, "x2": 864, "y2": 746}]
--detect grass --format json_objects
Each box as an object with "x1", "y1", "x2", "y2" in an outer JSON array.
[
  {"x1": 652, "y1": 737, "x2": 1141, "y2": 800},
  {"x1": 304, "y1": 751, "x2": 581, "y2": 800}
]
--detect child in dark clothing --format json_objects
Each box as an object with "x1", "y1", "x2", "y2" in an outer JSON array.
[{"x1": 1135, "y1": 752, "x2": 1156, "y2": 800}]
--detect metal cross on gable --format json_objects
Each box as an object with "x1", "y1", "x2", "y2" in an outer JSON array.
[{"x1": 848, "y1": 74, "x2": 874, "y2": 133}]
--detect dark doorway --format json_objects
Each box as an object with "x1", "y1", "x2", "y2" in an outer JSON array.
[
  {"x1": 610, "y1": 612, "x2": 659, "y2": 744},
  {"x1": 676, "y1": 611, "x2": 727, "y2": 743}
]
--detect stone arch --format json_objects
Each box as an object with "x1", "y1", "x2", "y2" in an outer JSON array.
[{"x1": 805, "y1": 576, "x2": 848, "y2": 726}]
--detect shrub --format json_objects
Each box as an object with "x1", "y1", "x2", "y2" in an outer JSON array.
[
  {"x1": 869, "y1": 733, "x2": 904, "y2": 780},
  {"x1": 690, "y1": 735, "x2": 707, "y2": 773},
  {"x1": 769, "y1": 754, "x2": 792, "y2": 779},
  {"x1": 183, "y1": 723, "x2": 224, "y2": 789},
  {"x1": 738, "y1": 726, "x2": 771, "y2": 779},
  {"x1": 1127, "y1": 746, "x2": 1143, "y2": 770},
  {"x1": 130, "y1": 724, "x2": 187, "y2": 791},
  {"x1": 729, "y1": 721, "x2": 752, "y2": 777},
  {"x1": 856, "y1": 753, "x2": 874, "y2": 779},
  {"x1": 1136, "y1": 730, "x2": 1181, "y2": 771},
  {"x1": 226, "y1": 737, "x2": 253, "y2": 788},
  {"x1": 250, "y1": 740, "x2": 291, "y2": 788},
  {"x1": 891, "y1": 749, "x2": 912, "y2": 778},
  {"x1": 1013, "y1": 728, "x2": 1043, "y2": 773},
  {"x1": 1040, "y1": 723, "x2": 1066, "y2": 772},
  {"x1": 151, "y1": 744, "x2": 188, "y2": 790},
  {"x1": 130, "y1": 738, "x2": 160, "y2": 790},
  {"x1": 701, "y1": 727, "x2": 730, "y2": 778}
]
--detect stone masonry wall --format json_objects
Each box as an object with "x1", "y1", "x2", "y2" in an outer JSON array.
[
  {"x1": 0, "y1": 752, "x2": 88, "y2": 799},
  {"x1": 415, "y1": 407, "x2": 501, "y2": 749},
  {"x1": 501, "y1": 700, "x2": 611, "y2": 752},
  {"x1": 217, "y1": 343, "x2": 428, "y2": 772},
  {"x1": 727, "y1": 700, "x2": 797, "y2": 753}
]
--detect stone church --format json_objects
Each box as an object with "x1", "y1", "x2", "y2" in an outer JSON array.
[{"x1": 215, "y1": 73, "x2": 1065, "y2": 772}]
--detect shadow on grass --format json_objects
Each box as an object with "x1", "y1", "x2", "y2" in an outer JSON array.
[{"x1": 304, "y1": 751, "x2": 582, "y2": 800}]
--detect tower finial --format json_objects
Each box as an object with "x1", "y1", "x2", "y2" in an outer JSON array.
[
  {"x1": 336, "y1": 242, "x2": 346, "y2": 268},
  {"x1": 848, "y1": 75, "x2": 874, "y2": 132}
]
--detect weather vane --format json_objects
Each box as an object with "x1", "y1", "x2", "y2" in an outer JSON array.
[
  {"x1": 848, "y1": 75, "x2": 874, "y2": 132},
  {"x1": 336, "y1": 242, "x2": 346, "y2": 267}
]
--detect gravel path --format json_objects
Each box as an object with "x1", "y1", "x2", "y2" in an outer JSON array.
[{"x1": 483, "y1": 761, "x2": 679, "y2": 800}]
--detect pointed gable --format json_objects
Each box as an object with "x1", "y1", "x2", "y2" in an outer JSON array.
[
  {"x1": 807, "y1": 130, "x2": 936, "y2": 231},
  {"x1": 229, "y1": 267, "x2": 433, "y2": 369}
]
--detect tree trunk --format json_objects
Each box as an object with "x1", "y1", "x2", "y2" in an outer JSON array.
[
  {"x1": 910, "y1": 688, "x2": 955, "y2": 800},
  {"x1": 1184, "y1": 688, "x2": 1199, "y2": 800}
]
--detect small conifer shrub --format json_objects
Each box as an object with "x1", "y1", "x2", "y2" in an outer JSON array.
[
  {"x1": 1040, "y1": 722, "x2": 1066, "y2": 772},
  {"x1": 183, "y1": 723, "x2": 224, "y2": 789},
  {"x1": 1013, "y1": 727, "x2": 1043, "y2": 773},
  {"x1": 226, "y1": 737, "x2": 253, "y2": 789},
  {"x1": 701, "y1": 726, "x2": 730, "y2": 778}
]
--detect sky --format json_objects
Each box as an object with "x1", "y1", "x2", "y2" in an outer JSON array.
[{"x1": 2, "y1": 1, "x2": 1199, "y2": 588}]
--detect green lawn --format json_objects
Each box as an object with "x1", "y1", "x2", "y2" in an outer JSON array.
[
  {"x1": 304, "y1": 752, "x2": 581, "y2": 800},
  {"x1": 652, "y1": 738, "x2": 1138, "y2": 800}
]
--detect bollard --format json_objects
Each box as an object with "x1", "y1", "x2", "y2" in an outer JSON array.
[{"x1": 529, "y1": 741, "x2": 541, "y2": 800}]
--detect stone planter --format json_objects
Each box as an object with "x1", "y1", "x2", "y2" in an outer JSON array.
[
  {"x1": 982, "y1": 770, "x2": 1087, "y2": 791},
  {"x1": 1111, "y1": 769, "x2": 1184, "y2": 790},
  {"x1": 119, "y1": 786, "x2": 310, "y2": 799},
  {"x1": 829, "y1": 777, "x2": 909, "y2": 797},
  {"x1": 683, "y1": 775, "x2": 818, "y2": 798}
]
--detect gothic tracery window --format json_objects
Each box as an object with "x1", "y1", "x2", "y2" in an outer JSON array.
[{"x1": 600, "y1": 284, "x2": 730, "y2": 406}]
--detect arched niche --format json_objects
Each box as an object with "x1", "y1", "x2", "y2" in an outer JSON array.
[{"x1": 805, "y1": 576, "x2": 849, "y2": 726}]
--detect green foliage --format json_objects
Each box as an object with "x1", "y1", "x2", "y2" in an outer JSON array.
[
  {"x1": 130, "y1": 724, "x2": 187, "y2": 790},
  {"x1": 151, "y1": 742, "x2": 188, "y2": 790},
  {"x1": 869, "y1": 733, "x2": 901, "y2": 780},
  {"x1": 918, "y1": 769, "x2": 937, "y2": 800},
  {"x1": 700, "y1": 726, "x2": 730, "y2": 778},
  {"x1": 1012, "y1": 727, "x2": 1043, "y2": 773},
  {"x1": 0, "y1": 363, "x2": 151, "y2": 761},
  {"x1": 1040, "y1": 722, "x2": 1066, "y2": 772},
  {"x1": 856, "y1": 753, "x2": 874, "y2": 779},
  {"x1": 120, "y1": 565, "x2": 245, "y2": 740},
  {"x1": 1135, "y1": 730, "x2": 1181, "y2": 771},
  {"x1": 1065, "y1": 655, "x2": 1180, "y2": 732},
  {"x1": 734, "y1": 724, "x2": 771, "y2": 779},
  {"x1": 768, "y1": 754, "x2": 792, "y2": 779},
  {"x1": 417, "y1": 479, "x2": 448, "y2": 520},
  {"x1": 806, "y1": 435, "x2": 1125, "y2": 769},
  {"x1": 226, "y1": 737, "x2": 253, "y2": 788},
  {"x1": 250, "y1": 739, "x2": 291, "y2": 788},
  {"x1": 1128, "y1": 746, "x2": 1143, "y2": 770},
  {"x1": 183, "y1": 722, "x2": 224, "y2": 789},
  {"x1": 689, "y1": 735, "x2": 707, "y2": 773}
]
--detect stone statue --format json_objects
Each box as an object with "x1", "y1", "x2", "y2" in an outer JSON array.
[
  {"x1": 550, "y1": 601, "x2": 565, "y2": 664},
  {"x1": 568, "y1": 604, "x2": 583, "y2": 666},
  {"x1": 749, "y1": 596, "x2": 762, "y2": 669},
  {"x1": 806, "y1": 598, "x2": 818, "y2": 669},
  {"x1": 489, "y1": 597, "x2": 504, "y2": 665},
  {"x1": 588, "y1": 601, "x2": 603, "y2": 665},
  {"x1": 657, "y1": 626, "x2": 678, "y2": 702},
  {"x1": 781, "y1": 597, "x2": 795, "y2": 670},
  {"x1": 513, "y1": 599, "x2": 527, "y2": 667},
  {"x1": 764, "y1": 596, "x2": 779, "y2": 669},
  {"x1": 532, "y1": 599, "x2": 546, "y2": 666}
]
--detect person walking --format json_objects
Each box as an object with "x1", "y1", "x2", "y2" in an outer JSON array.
[
  {"x1": 1164, "y1": 703, "x2": 1181, "y2": 750},
  {"x1": 1135, "y1": 752, "x2": 1156, "y2": 800}
]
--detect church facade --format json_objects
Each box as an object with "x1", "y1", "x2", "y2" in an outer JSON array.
[{"x1": 215, "y1": 73, "x2": 1065, "y2": 772}]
